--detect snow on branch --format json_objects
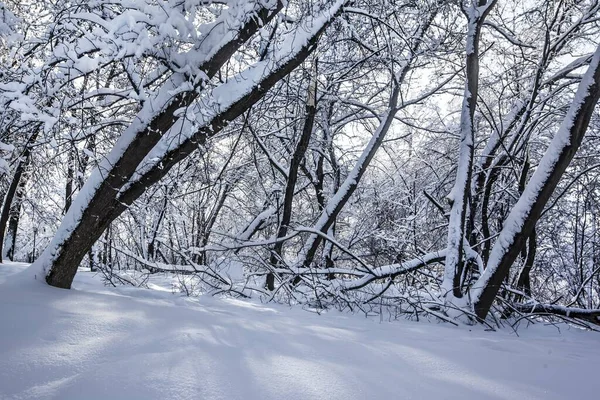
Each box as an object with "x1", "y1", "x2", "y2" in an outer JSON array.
[
  {"x1": 512, "y1": 303, "x2": 600, "y2": 326},
  {"x1": 472, "y1": 43, "x2": 600, "y2": 316},
  {"x1": 118, "y1": 0, "x2": 348, "y2": 198},
  {"x1": 342, "y1": 249, "x2": 447, "y2": 291}
]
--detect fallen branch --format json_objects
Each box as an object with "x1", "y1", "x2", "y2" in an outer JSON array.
[
  {"x1": 512, "y1": 303, "x2": 600, "y2": 326},
  {"x1": 341, "y1": 249, "x2": 447, "y2": 291}
]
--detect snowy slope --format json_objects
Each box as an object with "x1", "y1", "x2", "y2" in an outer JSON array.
[{"x1": 0, "y1": 263, "x2": 598, "y2": 400}]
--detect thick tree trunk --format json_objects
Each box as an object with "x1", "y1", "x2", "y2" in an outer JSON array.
[
  {"x1": 36, "y1": 2, "x2": 283, "y2": 288},
  {"x1": 38, "y1": 1, "x2": 342, "y2": 289},
  {"x1": 473, "y1": 45, "x2": 600, "y2": 320}
]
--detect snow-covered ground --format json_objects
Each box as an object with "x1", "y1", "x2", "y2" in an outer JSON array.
[{"x1": 0, "y1": 263, "x2": 598, "y2": 400}]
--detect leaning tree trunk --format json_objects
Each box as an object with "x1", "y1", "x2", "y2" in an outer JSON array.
[
  {"x1": 36, "y1": 1, "x2": 344, "y2": 289},
  {"x1": 472, "y1": 44, "x2": 600, "y2": 320},
  {"x1": 34, "y1": 2, "x2": 284, "y2": 288}
]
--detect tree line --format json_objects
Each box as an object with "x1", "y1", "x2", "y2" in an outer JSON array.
[{"x1": 1, "y1": 0, "x2": 600, "y2": 327}]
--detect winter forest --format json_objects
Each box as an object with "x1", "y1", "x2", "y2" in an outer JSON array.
[{"x1": 1, "y1": 0, "x2": 600, "y2": 398}]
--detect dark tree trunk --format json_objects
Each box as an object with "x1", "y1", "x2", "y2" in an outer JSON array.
[
  {"x1": 473, "y1": 46, "x2": 600, "y2": 320},
  {"x1": 147, "y1": 185, "x2": 175, "y2": 261},
  {"x1": 516, "y1": 228, "x2": 536, "y2": 297},
  {"x1": 200, "y1": 182, "x2": 233, "y2": 266},
  {"x1": 0, "y1": 131, "x2": 37, "y2": 262},
  {"x1": 515, "y1": 156, "x2": 536, "y2": 297},
  {"x1": 266, "y1": 68, "x2": 317, "y2": 290},
  {"x1": 41, "y1": 4, "x2": 285, "y2": 288},
  {"x1": 64, "y1": 146, "x2": 75, "y2": 214},
  {"x1": 4, "y1": 175, "x2": 26, "y2": 261},
  {"x1": 42, "y1": 3, "x2": 339, "y2": 289}
]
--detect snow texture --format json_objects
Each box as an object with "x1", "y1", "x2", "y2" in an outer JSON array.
[{"x1": 0, "y1": 263, "x2": 598, "y2": 400}]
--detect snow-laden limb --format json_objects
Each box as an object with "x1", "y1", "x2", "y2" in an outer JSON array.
[
  {"x1": 512, "y1": 303, "x2": 600, "y2": 326},
  {"x1": 30, "y1": 1, "x2": 282, "y2": 286},
  {"x1": 543, "y1": 53, "x2": 596, "y2": 86},
  {"x1": 341, "y1": 249, "x2": 447, "y2": 291},
  {"x1": 9, "y1": 0, "x2": 256, "y2": 107},
  {"x1": 472, "y1": 44, "x2": 600, "y2": 319},
  {"x1": 120, "y1": 0, "x2": 348, "y2": 195},
  {"x1": 80, "y1": 0, "x2": 281, "y2": 222},
  {"x1": 114, "y1": 0, "x2": 348, "y2": 215},
  {"x1": 482, "y1": 21, "x2": 534, "y2": 49},
  {"x1": 295, "y1": 7, "x2": 439, "y2": 270},
  {"x1": 236, "y1": 206, "x2": 277, "y2": 242},
  {"x1": 471, "y1": 52, "x2": 597, "y2": 200}
]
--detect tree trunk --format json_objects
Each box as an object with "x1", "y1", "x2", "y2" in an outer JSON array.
[
  {"x1": 35, "y1": 2, "x2": 284, "y2": 287},
  {"x1": 4, "y1": 175, "x2": 26, "y2": 261},
  {"x1": 64, "y1": 145, "x2": 75, "y2": 214},
  {"x1": 473, "y1": 44, "x2": 600, "y2": 320},
  {"x1": 299, "y1": 9, "x2": 437, "y2": 269},
  {"x1": 443, "y1": 0, "x2": 496, "y2": 299},
  {"x1": 0, "y1": 130, "x2": 37, "y2": 262},
  {"x1": 266, "y1": 66, "x2": 317, "y2": 290},
  {"x1": 37, "y1": 2, "x2": 342, "y2": 289}
]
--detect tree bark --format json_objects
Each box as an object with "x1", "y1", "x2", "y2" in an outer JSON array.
[
  {"x1": 443, "y1": 0, "x2": 496, "y2": 299},
  {"x1": 38, "y1": 3, "x2": 284, "y2": 288},
  {"x1": 266, "y1": 67, "x2": 317, "y2": 290},
  {"x1": 473, "y1": 44, "x2": 600, "y2": 320},
  {"x1": 64, "y1": 145, "x2": 75, "y2": 214},
  {"x1": 4, "y1": 174, "x2": 26, "y2": 261},
  {"x1": 39, "y1": 1, "x2": 342, "y2": 289},
  {"x1": 0, "y1": 130, "x2": 37, "y2": 262},
  {"x1": 299, "y1": 8, "x2": 437, "y2": 269}
]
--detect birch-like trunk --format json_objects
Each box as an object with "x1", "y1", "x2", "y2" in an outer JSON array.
[{"x1": 443, "y1": 0, "x2": 496, "y2": 299}]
